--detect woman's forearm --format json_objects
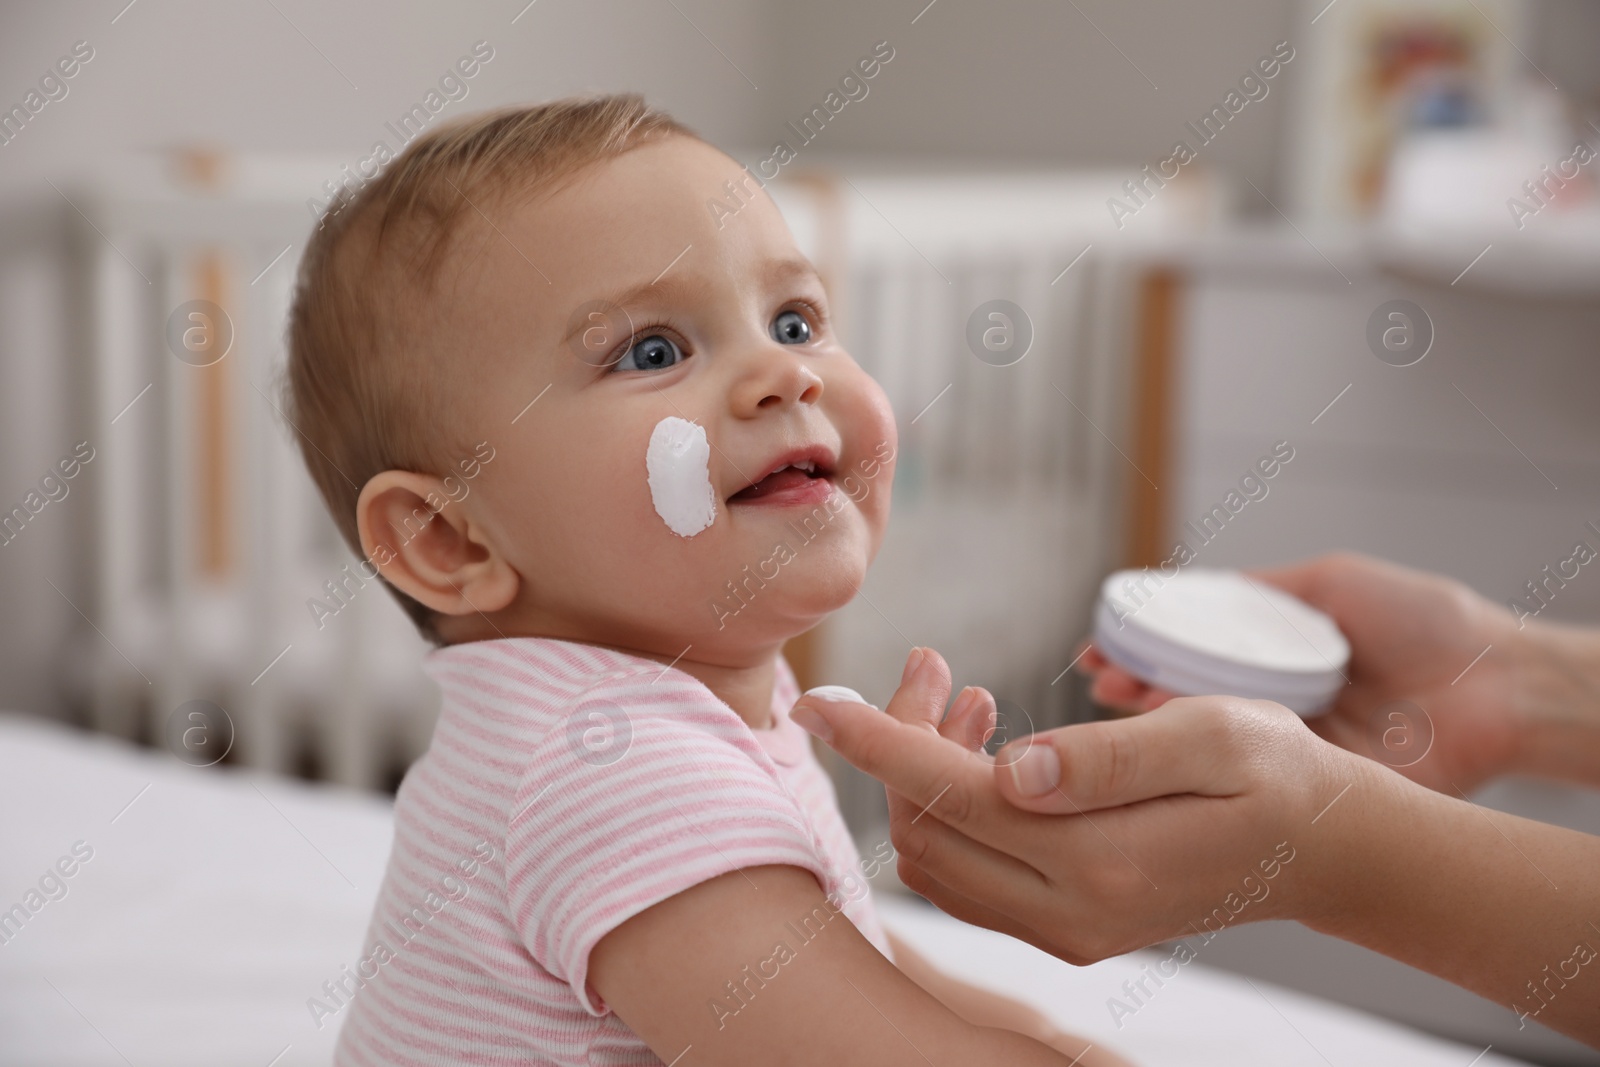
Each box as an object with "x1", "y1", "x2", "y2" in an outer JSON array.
[
  {"x1": 1303, "y1": 759, "x2": 1600, "y2": 1044},
  {"x1": 1513, "y1": 619, "x2": 1600, "y2": 787}
]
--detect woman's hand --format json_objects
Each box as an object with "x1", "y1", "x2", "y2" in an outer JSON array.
[
  {"x1": 793, "y1": 642, "x2": 1600, "y2": 1047},
  {"x1": 1079, "y1": 552, "x2": 1531, "y2": 795},
  {"x1": 792, "y1": 648, "x2": 1379, "y2": 964}
]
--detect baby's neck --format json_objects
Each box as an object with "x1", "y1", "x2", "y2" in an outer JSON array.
[
  {"x1": 434, "y1": 615, "x2": 783, "y2": 728},
  {"x1": 671, "y1": 655, "x2": 777, "y2": 731}
]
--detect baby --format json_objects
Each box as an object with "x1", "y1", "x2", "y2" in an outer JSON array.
[{"x1": 287, "y1": 94, "x2": 1127, "y2": 1066}]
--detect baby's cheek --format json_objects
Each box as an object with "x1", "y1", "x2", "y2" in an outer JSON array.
[
  {"x1": 849, "y1": 371, "x2": 899, "y2": 462},
  {"x1": 860, "y1": 471, "x2": 893, "y2": 553},
  {"x1": 840, "y1": 381, "x2": 896, "y2": 552},
  {"x1": 508, "y1": 434, "x2": 626, "y2": 543}
]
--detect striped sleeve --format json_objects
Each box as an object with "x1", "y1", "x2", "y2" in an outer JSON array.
[{"x1": 503, "y1": 673, "x2": 832, "y2": 1015}]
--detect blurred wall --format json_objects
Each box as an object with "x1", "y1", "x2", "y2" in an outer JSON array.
[
  {"x1": 763, "y1": 0, "x2": 1296, "y2": 196},
  {"x1": 3, "y1": 0, "x2": 1598, "y2": 213},
  {"x1": 1, "y1": 0, "x2": 1319, "y2": 206},
  {"x1": 0, "y1": 0, "x2": 772, "y2": 196}
]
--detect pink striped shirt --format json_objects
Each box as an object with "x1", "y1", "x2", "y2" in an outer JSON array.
[{"x1": 331, "y1": 637, "x2": 893, "y2": 1065}]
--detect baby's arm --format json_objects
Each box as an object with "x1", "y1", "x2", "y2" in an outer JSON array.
[
  {"x1": 590, "y1": 863, "x2": 1102, "y2": 1066},
  {"x1": 889, "y1": 932, "x2": 1131, "y2": 1066}
]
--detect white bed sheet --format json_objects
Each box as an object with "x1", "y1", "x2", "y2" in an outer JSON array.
[
  {"x1": 0, "y1": 713, "x2": 1531, "y2": 1067},
  {"x1": 879, "y1": 895, "x2": 1527, "y2": 1066}
]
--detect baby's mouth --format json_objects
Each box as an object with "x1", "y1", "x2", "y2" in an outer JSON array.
[{"x1": 729, "y1": 449, "x2": 837, "y2": 504}]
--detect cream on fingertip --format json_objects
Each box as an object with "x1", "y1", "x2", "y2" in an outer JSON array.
[
  {"x1": 801, "y1": 685, "x2": 875, "y2": 708},
  {"x1": 789, "y1": 705, "x2": 832, "y2": 742}
]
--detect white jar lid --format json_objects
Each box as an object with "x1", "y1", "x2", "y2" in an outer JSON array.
[{"x1": 1092, "y1": 568, "x2": 1350, "y2": 716}]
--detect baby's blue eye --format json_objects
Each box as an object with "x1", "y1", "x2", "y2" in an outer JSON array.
[
  {"x1": 616, "y1": 334, "x2": 683, "y2": 372},
  {"x1": 772, "y1": 310, "x2": 811, "y2": 345}
]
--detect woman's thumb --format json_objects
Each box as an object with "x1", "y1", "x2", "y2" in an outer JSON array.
[{"x1": 995, "y1": 700, "x2": 1235, "y2": 814}]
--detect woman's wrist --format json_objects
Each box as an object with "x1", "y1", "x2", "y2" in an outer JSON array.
[
  {"x1": 1298, "y1": 755, "x2": 1600, "y2": 1042},
  {"x1": 1509, "y1": 618, "x2": 1600, "y2": 785},
  {"x1": 1286, "y1": 749, "x2": 1418, "y2": 935}
]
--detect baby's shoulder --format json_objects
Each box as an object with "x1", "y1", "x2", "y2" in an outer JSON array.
[
  {"x1": 503, "y1": 660, "x2": 809, "y2": 856},
  {"x1": 424, "y1": 636, "x2": 768, "y2": 779},
  {"x1": 539, "y1": 663, "x2": 766, "y2": 773}
]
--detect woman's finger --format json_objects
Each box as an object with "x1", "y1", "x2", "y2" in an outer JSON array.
[
  {"x1": 1242, "y1": 558, "x2": 1325, "y2": 602},
  {"x1": 939, "y1": 686, "x2": 995, "y2": 751},
  {"x1": 1089, "y1": 668, "x2": 1148, "y2": 708},
  {"x1": 893, "y1": 862, "x2": 1090, "y2": 964},
  {"x1": 885, "y1": 646, "x2": 954, "y2": 732},
  {"x1": 994, "y1": 697, "x2": 1249, "y2": 813},
  {"x1": 791, "y1": 686, "x2": 1008, "y2": 840},
  {"x1": 1090, "y1": 666, "x2": 1180, "y2": 715},
  {"x1": 887, "y1": 793, "x2": 1055, "y2": 918}
]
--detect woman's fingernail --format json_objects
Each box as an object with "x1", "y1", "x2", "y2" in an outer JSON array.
[
  {"x1": 948, "y1": 686, "x2": 978, "y2": 724},
  {"x1": 902, "y1": 647, "x2": 925, "y2": 686},
  {"x1": 1009, "y1": 743, "x2": 1061, "y2": 797},
  {"x1": 803, "y1": 685, "x2": 873, "y2": 708},
  {"x1": 976, "y1": 705, "x2": 998, "y2": 750},
  {"x1": 790, "y1": 705, "x2": 833, "y2": 743}
]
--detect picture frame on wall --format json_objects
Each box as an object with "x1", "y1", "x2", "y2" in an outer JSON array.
[{"x1": 1287, "y1": 0, "x2": 1529, "y2": 223}]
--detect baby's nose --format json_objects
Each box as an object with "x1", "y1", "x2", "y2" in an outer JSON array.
[{"x1": 730, "y1": 347, "x2": 823, "y2": 413}]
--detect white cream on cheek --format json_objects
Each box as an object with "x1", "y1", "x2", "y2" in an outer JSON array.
[{"x1": 646, "y1": 416, "x2": 717, "y2": 537}]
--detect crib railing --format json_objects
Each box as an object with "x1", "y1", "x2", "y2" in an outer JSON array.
[{"x1": 52, "y1": 158, "x2": 434, "y2": 789}]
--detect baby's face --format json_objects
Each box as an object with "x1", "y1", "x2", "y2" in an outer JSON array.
[{"x1": 445, "y1": 136, "x2": 896, "y2": 663}]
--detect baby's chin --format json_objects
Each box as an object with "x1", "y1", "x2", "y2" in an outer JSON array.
[{"x1": 693, "y1": 533, "x2": 872, "y2": 646}]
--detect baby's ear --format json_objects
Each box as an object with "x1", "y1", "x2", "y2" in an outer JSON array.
[{"x1": 355, "y1": 470, "x2": 518, "y2": 619}]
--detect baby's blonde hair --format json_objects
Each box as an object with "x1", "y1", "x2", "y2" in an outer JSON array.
[{"x1": 285, "y1": 95, "x2": 695, "y2": 638}]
